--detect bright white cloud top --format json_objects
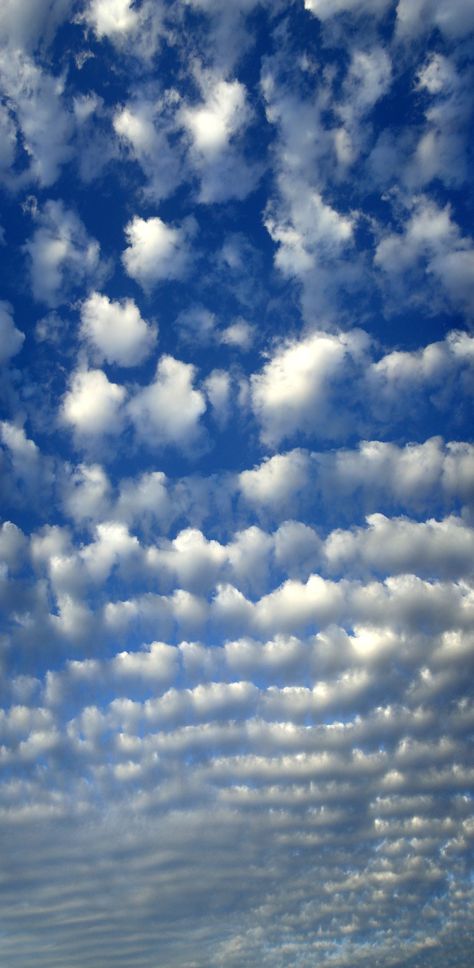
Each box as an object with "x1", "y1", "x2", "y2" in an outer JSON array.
[{"x1": 0, "y1": 2, "x2": 473, "y2": 967}]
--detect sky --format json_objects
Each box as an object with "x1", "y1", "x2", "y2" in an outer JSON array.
[{"x1": 0, "y1": 1, "x2": 474, "y2": 965}]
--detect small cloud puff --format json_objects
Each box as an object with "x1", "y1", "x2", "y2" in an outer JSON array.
[
  {"x1": 0, "y1": 302, "x2": 24, "y2": 364},
  {"x1": 122, "y1": 215, "x2": 194, "y2": 290},
  {"x1": 62, "y1": 368, "x2": 126, "y2": 437},
  {"x1": 182, "y1": 77, "x2": 248, "y2": 156},
  {"x1": 24, "y1": 200, "x2": 108, "y2": 307},
  {"x1": 251, "y1": 329, "x2": 369, "y2": 446},
  {"x1": 181, "y1": 74, "x2": 260, "y2": 202},
  {"x1": 265, "y1": 185, "x2": 354, "y2": 278},
  {"x1": 80, "y1": 291, "x2": 157, "y2": 367},
  {"x1": 305, "y1": 0, "x2": 390, "y2": 18},
  {"x1": 83, "y1": 0, "x2": 166, "y2": 58},
  {"x1": 220, "y1": 318, "x2": 254, "y2": 350},
  {"x1": 113, "y1": 94, "x2": 182, "y2": 202},
  {"x1": 0, "y1": 48, "x2": 73, "y2": 187},
  {"x1": 85, "y1": 0, "x2": 139, "y2": 39},
  {"x1": 375, "y1": 198, "x2": 474, "y2": 316},
  {"x1": 128, "y1": 354, "x2": 207, "y2": 450}
]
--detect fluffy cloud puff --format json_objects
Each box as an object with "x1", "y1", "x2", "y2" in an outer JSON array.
[
  {"x1": 0, "y1": 302, "x2": 24, "y2": 364},
  {"x1": 122, "y1": 215, "x2": 193, "y2": 289},
  {"x1": 0, "y1": 0, "x2": 72, "y2": 52},
  {"x1": 24, "y1": 201, "x2": 107, "y2": 307},
  {"x1": 0, "y1": 49, "x2": 73, "y2": 187},
  {"x1": 128, "y1": 354, "x2": 207, "y2": 449},
  {"x1": 85, "y1": 0, "x2": 139, "y2": 38},
  {"x1": 113, "y1": 96, "x2": 182, "y2": 202},
  {"x1": 375, "y1": 198, "x2": 474, "y2": 315},
  {"x1": 62, "y1": 368, "x2": 126, "y2": 437},
  {"x1": 181, "y1": 75, "x2": 259, "y2": 202},
  {"x1": 80, "y1": 291, "x2": 157, "y2": 367},
  {"x1": 304, "y1": 0, "x2": 391, "y2": 18},
  {"x1": 251, "y1": 330, "x2": 369, "y2": 446},
  {"x1": 396, "y1": 0, "x2": 474, "y2": 39},
  {"x1": 265, "y1": 185, "x2": 354, "y2": 279}
]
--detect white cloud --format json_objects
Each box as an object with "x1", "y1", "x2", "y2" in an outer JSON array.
[
  {"x1": 114, "y1": 96, "x2": 182, "y2": 201},
  {"x1": 0, "y1": 104, "x2": 17, "y2": 178},
  {"x1": 343, "y1": 48, "x2": 392, "y2": 116},
  {"x1": 334, "y1": 47, "x2": 392, "y2": 167},
  {"x1": 251, "y1": 330, "x2": 369, "y2": 446},
  {"x1": 0, "y1": 0, "x2": 72, "y2": 52},
  {"x1": 0, "y1": 521, "x2": 27, "y2": 572},
  {"x1": 430, "y1": 251, "x2": 474, "y2": 316},
  {"x1": 305, "y1": 0, "x2": 474, "y2": 36},
  {"x1": 83, "y1": 0, "x2": 166, "y2": 57},
  {"x1": 147, "y1": 527, "x2": 227, "y2": 595},
  {"x1": 417, "y1": 53, "x2": 458, "y2": 97},
  {"x1": 304, "y1": 0, "x2": 391, "y2": 19},
  {"x1": 62, "y1": 463, "x2": 111, "y2": 523},
  {"x1": 175, "y1": 305, "x2": 216, "y2": 345},
  {"x1": 122, "y1": 215, "x2": 193, "y2": 290},
  {"x1": 80, "y1": 291, "x2": 157, "y2": 367},
  {"x1": 2, "y1": 4, "x2": 474, "y2": 965},
  {"x1": 406, "y1": 55, "x2": 472, "y2": 190},
  {"x1": 85, "y1": 0, "x2": 139, "y2": 38},
  {"x1": 239, "y1": 437, "x2": 474, "y2": 519},
  {"x1": 183, "y1": 77, "x2": 248, "y2": 155},
  {"x1": 128, "y1": 355, "x2": 206, "y2": 450},
  {"x1": 325, "y1": 514, "x2": 474, "y2": 580},
  {"x1": 239, "y1": 450, "x2": 311, "y2": 514},
  {"x1": 0, "y1": 421, "x2": 50, "y2": 508},
  {"x1": 375, "y1": 198, "x2": 474, "y2": 316},
  {"x1": 181, "y1": 74, "x2": 259, "y2": 202},
  {"x1": 204, "y1": 369, "x2": 231, "y2": 428},
  {"x1": 24, "y1": 201, "x2": 107, "y2": 307},
  {"x1": 0, "y1": 302, "x2": 24, "y2": 364},
  {"x1": 396, "y1": 0, "x2": 474, "y2": 39},
  {"x1": 219, "y1": 318, "x2": 254, "y2": 350},
  {"x1": 62, "y1": 368, "x2": 126, "y2": 437},
  {"x1": 368, "y1": 331, "x2": 474, "y2": 417},
  {"x1": 0, "y1": 49, "x2": 73, "y2": 187},
  {"x1": 260, "y1": 67, "x2": 363, "y2": 319},
  {"x1": 274, "y1": 520, "x2": 321, "y2": 579},
  {"x1": 265, "y1": 184, "x2": 354, "y2": 278},
  {"x1": 115, "y1": 470, "x2": 172, "y2": 529},
  {"x1": 81, "y1": 521, "x2": 139, "y2": 581}
]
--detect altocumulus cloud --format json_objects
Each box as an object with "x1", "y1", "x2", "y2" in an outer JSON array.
[{"x1": 1, "y1": 2, "x2": 474, "y2": 968}]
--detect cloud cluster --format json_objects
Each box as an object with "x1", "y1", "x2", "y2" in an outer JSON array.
[{"x1": 251, "y1": 328, "x2": 474, "y2": 446}]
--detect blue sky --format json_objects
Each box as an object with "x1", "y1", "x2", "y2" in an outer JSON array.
[{"x1": 1, "y1": 1, "x2": 474, "y2": 965}]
